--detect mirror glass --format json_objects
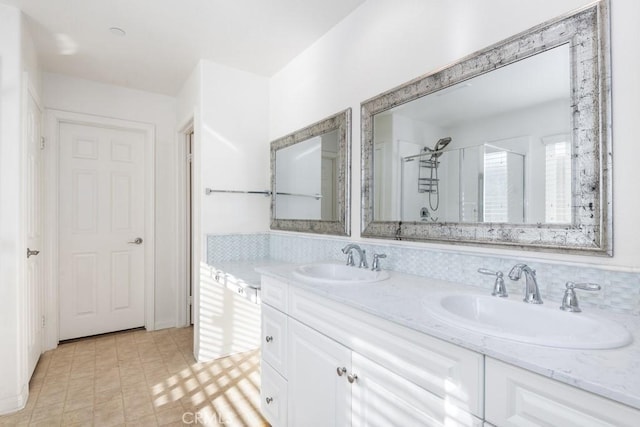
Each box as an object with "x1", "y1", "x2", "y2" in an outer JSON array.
[
  {"x1": 361, "y1": 1, "x2": 611, "y2": 254},
  {"x1": 271, "y1": 109, "x2": 351, "y2": 235},
  {"x1": 275, "y1": 129, "x2": 339, "y2": 220},
  {"x1": 374, "y1": 44, "x2": 571, "y2": 225}
]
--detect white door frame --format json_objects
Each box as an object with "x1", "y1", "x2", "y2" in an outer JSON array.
[
  {"x1": 176, "y1": 110, "x2": 201, "y2": 358},
  {"x1": 43, "y1": 109, "x2": 155, "y2": 349},
  {"x1": 175, "y1": 118, "x2": 194, "y2": 328}
]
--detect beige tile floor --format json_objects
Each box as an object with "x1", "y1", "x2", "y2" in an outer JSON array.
[{"x1": 0, "y1": 327, "x2": 269, "y2": 427}]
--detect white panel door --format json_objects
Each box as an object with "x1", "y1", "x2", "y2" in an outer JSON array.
[
  {"x1": 288, "y1": 319, "x2": 351, "y2": 427},
  {"x1": 352, "y1": 352, "x2": 483, "y2": 427},
  {"x1": 59, "y1": 122, "x2": 146, "y2": 340},
  {"x1": 25, "y1": 90, "x2": 43, "y2": 377}
]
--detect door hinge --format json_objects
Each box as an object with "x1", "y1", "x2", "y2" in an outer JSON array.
[
  {"x1": 187, "y1": 153, "x2": 193, "y2": 163},
  {"x1": 40, "y1": 137, "x2": 45, "y2": 150},
  {"x1": 41, "y1": 315, "x2": 46, "y2": 328}
]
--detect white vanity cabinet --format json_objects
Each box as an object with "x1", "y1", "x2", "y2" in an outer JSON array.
[
  {"x1": 260, "y1": 273, "x2": 640, "y2": 426},
  {"x1": 485, "y1": 358, "x2": 640, "y2": 427},
  {"x1": 260, "y1": 275, "x2": 484, "y2": 426}
]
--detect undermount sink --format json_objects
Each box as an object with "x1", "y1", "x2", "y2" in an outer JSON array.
[
  {"x1": 292, "y1": 263, "x2": 389, "y2": 284},
  {"x1": 426, "y1": 293, "x2": 632, "y2": 349}
]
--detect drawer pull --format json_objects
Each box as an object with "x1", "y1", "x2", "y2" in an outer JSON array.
[
  {"x1": 347, "y1": 373, "x2": 358, "y2": 383},
  {"x1": 265, "y1": 336, "x2": 273, "y2": 343},
  {"x1": 265, "y1": 397, "x2": 273, "y2": 404},
  {"x1": 336, "y1": 367, "x2": 347, "y2": 376}
]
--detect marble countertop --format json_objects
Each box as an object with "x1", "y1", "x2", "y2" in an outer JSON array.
[
  {"x1": 206, "y1": 259, "x2": 286, "y2": 288},
  {"x1": 256, "y1": 262, "x2": 640, "y2": 410}
]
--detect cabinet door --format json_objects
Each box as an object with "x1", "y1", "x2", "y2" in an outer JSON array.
[
  {"x1": 288, "y1": 319, "x2": 351, "y2": 427},
  {"x1": 261, "y1": 362, "x2": 288, "y2": 427},
  {"x1": 486, "y1": 358, "x2": 640, "y2": 427},
  {"x1": 262, "y1": 304, "x2": 288, "y2": 376},
  {"x1": 352, "y1": 352, "x2": 482, "y2": 427}
]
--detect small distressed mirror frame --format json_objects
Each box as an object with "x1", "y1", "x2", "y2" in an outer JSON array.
[
  {"x1": 271, "y1": 108, "x2": 352, "y2": 236},
  {"x1": 360, "y1": 1, "x2": 612, "y2": 255}
]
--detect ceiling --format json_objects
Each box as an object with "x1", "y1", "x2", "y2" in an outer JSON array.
[{"x1": 1, "y1": 0, "x2": 366, "y2": 95}]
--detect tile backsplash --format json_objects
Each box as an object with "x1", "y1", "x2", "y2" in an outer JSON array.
[
  {"x1": 207, "y1": 233, "x2": 640, "y2": 316},
  {"x1": 206, "y1": 233, "x2": 270, "y2": 261}
]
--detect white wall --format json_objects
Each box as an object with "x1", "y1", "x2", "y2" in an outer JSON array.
[
  {"x1": 0, "y1": 4, "x2": 42, "y2": 414},
  {"x1": 0, "y1": 4, "x2": 26, "y2": 414},
  {"x1": 177, "y1": 60, "x2": 269, "y2": 361},
  {"x1": 199, "y1": 60, "x2": 270, "y2": 235},
  {"x1": 194, "y1": 60, "x2": 270, "y2": 362},
  {"x1": 269, "y1": 0, "x2": 640, "y2": 268},
  {"x1": 42, "y1": 73, "x2": 179, "y2": 329}
]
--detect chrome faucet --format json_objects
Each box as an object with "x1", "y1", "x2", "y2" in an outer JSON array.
[
  {"x1": 508, "y1": 264, "x2": 543, "y2": 304},
  {"x1": 342, "y1": 244, "x2": 368, "y2": 268}
]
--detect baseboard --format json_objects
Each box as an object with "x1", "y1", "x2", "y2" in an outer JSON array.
[
  {"x1": 0, "y1": 383, "x2": 28, "y2": 416},
  {"x1": 153, "y1": 320, "x2": 177, "y2": 331}
]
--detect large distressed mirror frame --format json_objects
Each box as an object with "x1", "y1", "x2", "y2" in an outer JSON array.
[
  {"x1": 361, "y1": 1, "x2": 612, "y2": 255},
  {"x1": 271, "y1": 108, "x2": 352, "y2": 235}
]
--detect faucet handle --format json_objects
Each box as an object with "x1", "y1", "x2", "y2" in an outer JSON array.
[
  {"x1": 566, "y1": 282, "x2": 601, "y2": 291},
  {"x1": 371, "y1": 253, "x2": 387, "y2": 271},
  {"x1": 478, "y1": 268, "x2": 508, "y2": 298},
  {"x1": 560, "y1": 281, "x2": 601, "y2": 312},
  {"x1": 478, "y1": 268, "x2": 500, "y2": 276}
]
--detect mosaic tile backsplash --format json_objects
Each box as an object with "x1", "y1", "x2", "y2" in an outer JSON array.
[
  {"x1": 207, "y1": 233, "x2": 640, "y2": 316},
  {"x1": 206, "y1": 233, "x2": 270, "y2": 262}
]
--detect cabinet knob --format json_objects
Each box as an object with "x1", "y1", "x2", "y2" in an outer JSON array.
[
  {"x1": 265, "y1": 336, "x2": 273, "y2": 343},
  {"x1": 336, "y1": 367, "x2": 347, "y2": 376},
  {"x1": 265, "y1": 397, "x2": 273, "y2": 404},
  {"x1": 347, "y1": 373, "x2": 358, "y2": 383}
]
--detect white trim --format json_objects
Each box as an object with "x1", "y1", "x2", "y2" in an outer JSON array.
[
  {"x1": 191, "y1": 108, "x2": 202, "y2": 360},
  {"x1": 175, "y1": 117, "x2": 194, "y2": 328},
  {"x1": 43, "y1": 109, "x2": 156, "y2": 348}
]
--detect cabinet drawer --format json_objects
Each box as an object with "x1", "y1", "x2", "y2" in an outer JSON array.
[
  {"x1": 261, "y1": 276, "x2": 288, "y2": 312},
  {"x1": 262, "y1": 304, "x2": 288, "y2": 376},
  {"x1": 485, "y1": 358, "x2": 640, "y2": 427},
  {"x1": 289, "y1": 286, "x2": 484, "y2": 418},
  {"x1": 261, "y1": 361, "x2": 287, "y2": 427}
]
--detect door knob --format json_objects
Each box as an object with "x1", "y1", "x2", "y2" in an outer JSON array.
[
  {"x1": 27, "y1": 248, "x2": 40, "y2": 258},
  {"x1": 128, "y1": 237, "x2": 143, "y2": 244}
]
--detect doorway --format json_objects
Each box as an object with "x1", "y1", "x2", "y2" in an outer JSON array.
[{"x1": 44, "y1": 110, "x2": 155, "y2": 346}]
